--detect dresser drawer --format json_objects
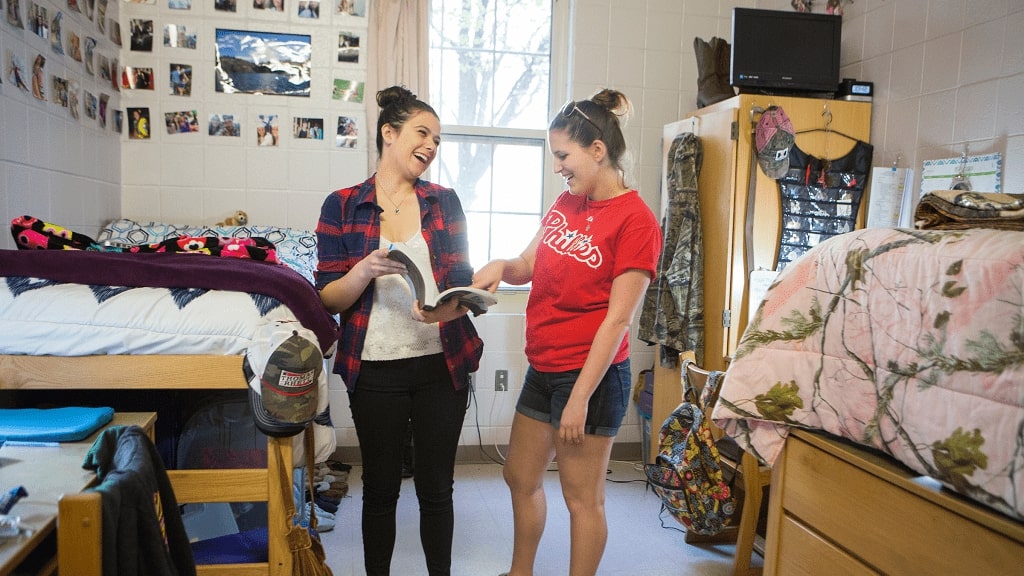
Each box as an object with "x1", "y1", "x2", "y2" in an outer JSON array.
[
  {"x1": 779, "y1": 434, "x2": 1023, "y2": 574},
  {"x1": 774, "y1": 513, "x2": 877, "y2": 576}
]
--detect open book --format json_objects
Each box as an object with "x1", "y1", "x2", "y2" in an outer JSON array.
[{"x1": 387, "y1": 247, "x2": 497, "y2": 316}]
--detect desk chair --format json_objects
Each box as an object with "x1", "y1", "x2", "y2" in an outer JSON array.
[{"x1": 682, "y1": 361, "x2": 771, "y2": 576}]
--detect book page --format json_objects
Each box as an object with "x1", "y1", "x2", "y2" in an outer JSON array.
[{"x1": 387, "y1": 247, "x2": 496, "y2": 315}]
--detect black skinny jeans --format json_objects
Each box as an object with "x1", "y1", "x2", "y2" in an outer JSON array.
[{"x1": 350, "y1": 353, "x2": 469, "y2": 576}]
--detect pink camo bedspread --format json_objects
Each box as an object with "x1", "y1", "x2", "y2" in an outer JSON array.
[{"x1": 712, "y1": 227, "x2": 1024, "y2": 521}]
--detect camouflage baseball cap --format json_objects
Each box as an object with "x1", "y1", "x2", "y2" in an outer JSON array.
[
  {"x1": 755, "y1": 105, "x2": 795, "y2": 179},
  {"x1": 244, "y1": 321, "x2": 322, "y2": 437}
]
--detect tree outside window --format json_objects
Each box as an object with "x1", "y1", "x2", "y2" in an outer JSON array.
[{"x1": 429, "y1": 0, "x2": 562, "y2": 274}]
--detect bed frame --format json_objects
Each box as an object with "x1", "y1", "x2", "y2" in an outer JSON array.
[
  {"x1": 0, "y1": 354, "x2": 295, "y2": 576},
  {"x1": 763, "y1": 429, "x2": 1024, "y2": 574}
]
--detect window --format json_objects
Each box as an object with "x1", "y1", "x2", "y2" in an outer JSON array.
[{"x1": 428, "y1": 0, "x2": 568, "y2": 272}]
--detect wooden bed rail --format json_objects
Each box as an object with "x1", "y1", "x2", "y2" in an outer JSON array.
[{"x1": 0, "y1": 354, "x2": 295, "y2": 576}]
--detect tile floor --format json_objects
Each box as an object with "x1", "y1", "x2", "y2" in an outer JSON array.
[{"x1": 318, "y1": 458, "x2": 761, "y2": 575}]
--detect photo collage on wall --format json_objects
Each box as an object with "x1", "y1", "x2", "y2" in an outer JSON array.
[
  {"x1": 117, "y1": 0, "x2": 366, "y2": 145},
  {"x1": 4, "y1": 0, "x2": 122, "y2": 132},
  {"x1": 3, "y1": 0, "x2": 367, "y2": 144}
]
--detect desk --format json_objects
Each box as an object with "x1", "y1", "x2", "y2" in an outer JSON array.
[{"x1": 0, "y1": 412, "x2": 156, "y2": 576}]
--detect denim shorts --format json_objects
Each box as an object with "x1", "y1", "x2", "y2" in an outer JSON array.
[{"x1": 515, "y1": 359, "x2": 632, "y2": 437}]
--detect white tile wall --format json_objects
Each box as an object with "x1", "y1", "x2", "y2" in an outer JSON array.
[{"x1": 2, "y1": 0, "x2": 1023, "y2": 453}]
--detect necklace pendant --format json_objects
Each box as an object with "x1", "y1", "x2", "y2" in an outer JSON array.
[{"x1": 394, "y1": 208, "x2": 400, "y2": 214}]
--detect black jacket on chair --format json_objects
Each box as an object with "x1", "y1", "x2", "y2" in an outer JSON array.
[{"x1": 83, "y1": 424, "x2": 197, "y2": 576}]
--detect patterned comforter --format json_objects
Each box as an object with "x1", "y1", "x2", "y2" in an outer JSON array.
[{"x1": 712, "y1": 227, "x2": 1024, "y2": 521}]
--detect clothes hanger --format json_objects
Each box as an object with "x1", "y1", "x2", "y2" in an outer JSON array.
[{"x1": 794, "y1": 106, "x2": 862, "y2": 143}]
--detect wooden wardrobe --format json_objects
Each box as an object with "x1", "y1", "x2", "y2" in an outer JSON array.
[{"x1": 648, "y1": 94, "x2": 872, "y2": 463}]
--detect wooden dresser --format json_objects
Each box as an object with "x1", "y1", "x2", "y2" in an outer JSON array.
[{"x1": 763, "y1": 429, "x2": 1024, "y2": 575}]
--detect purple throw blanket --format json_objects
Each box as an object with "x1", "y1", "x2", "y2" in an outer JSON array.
[{"x1": 0, "y1": 249, "x2": 338, "y2": 353}]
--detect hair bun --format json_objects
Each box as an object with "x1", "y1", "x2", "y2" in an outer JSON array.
[{"x1": 377, "y1": 85, "x2": 418, "y2": 109}]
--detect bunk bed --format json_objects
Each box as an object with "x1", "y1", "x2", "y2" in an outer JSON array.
[
  {"x1": 0, "y1": 218, "x2": 338, "y2": 576},
  {"x1": 711, "y1": 225, "x2": 1024, "y2": 574}
]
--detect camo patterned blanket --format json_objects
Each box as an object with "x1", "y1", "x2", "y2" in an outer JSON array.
[{"x1": 712, "y1": 227, "x2": 1024, "y2": 521}]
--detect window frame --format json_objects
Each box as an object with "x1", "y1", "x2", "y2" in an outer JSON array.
[{"x1": 427, "y1": 0, "x2": 572, "y2": 285}]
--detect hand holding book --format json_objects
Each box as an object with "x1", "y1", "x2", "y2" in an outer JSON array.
[{"x1": 386, "y1": 247, "x2": 497, "y2": 316}]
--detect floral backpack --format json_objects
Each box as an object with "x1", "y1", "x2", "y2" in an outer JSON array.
[{"x1": 644, "y1": 360, "x2": 736, "y2": 535}]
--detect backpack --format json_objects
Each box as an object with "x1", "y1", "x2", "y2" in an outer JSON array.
[{"x1": 644, "y1": 360, "x2": 735, "y2": 535}]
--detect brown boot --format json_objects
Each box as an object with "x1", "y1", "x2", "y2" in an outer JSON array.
[
  {"x1": 694, "y1": 36, "x2": 735, "y2": 109},
  {"x1": 715, "y1": 37, "x2": 736, "y2": 101}
]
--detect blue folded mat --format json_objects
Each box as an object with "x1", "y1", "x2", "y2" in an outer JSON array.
[{"x1": 0, "y1": 407, "x2": 115, "y2": 442}]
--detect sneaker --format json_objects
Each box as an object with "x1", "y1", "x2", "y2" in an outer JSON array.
[{"x1": 315, "y1": 495, "x2": 339, "y2": 514}]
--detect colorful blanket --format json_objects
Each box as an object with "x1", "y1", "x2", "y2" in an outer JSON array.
[
  {"x1": 11, "y1": 215, "x2": 281, "y2": 262},
  {"x1": 712, "y1": 227, "x2": 1024, "y2": 521}
]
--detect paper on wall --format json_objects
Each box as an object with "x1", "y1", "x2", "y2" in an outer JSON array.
[
  {"x1": 867, "y1": 166, "x2": 912, "y2": 228},
  {"x1": 920, "y1": 153, "x2": 1002, "y2": 197}
]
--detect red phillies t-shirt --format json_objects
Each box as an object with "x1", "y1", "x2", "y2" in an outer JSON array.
[{"x1": 526, "y1": 190, "x2": 662, "y2": 372}]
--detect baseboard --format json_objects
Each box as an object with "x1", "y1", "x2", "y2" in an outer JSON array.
[{"x1": 327, "y1": 441, "x2": 646, "y2": 466}]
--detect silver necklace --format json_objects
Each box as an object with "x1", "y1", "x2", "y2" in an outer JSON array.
[
  {"x1": 379, "y1": 185, "x2": 409, "y2": 214},
  {"x1": 585, "y1": 196, "x2": 594, "y2": 231}
]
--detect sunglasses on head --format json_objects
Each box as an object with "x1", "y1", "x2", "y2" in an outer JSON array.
[{"x1": 560, "y1": 100, "x2": 603, "y2": 139}]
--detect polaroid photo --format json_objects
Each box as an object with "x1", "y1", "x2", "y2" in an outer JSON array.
[
  {"x1": 209, "y1": 113, "x2": 241, "y2": 137},
  {"x1": 84, "y1": 37, "x2": 96, "y2": 75},
  {"x1": 165, "y1": 110, "x2": 199, "y2": 134},
  {"x1": 109, "y1": 20, "x2": 121, "y2": 46},
  {"x1": 84, "y1": 91, "x2": 97, "y2": 119},
  {"x1": 51, "y1": 74, "x2": 68, "y2": 106},
  {"x1": 97, "y1": 54, "x2": 110, "y2": 82},
  {"x1": 334, "y1": 0, "x2": 364, "y2": 17},
  {"x1": 252, "y1": 0, "x2": 283, "y2": 12},
  {"x1": 99, "y1": 93, "x2": 109, "y2": 128},
  {"x1": 293, "y1": 116, "x2": 324, "y2": 141},
  {"x1": 122, "y1": 66, "x2": 154, "y2": 90},
  {"x1": 129, "y1": 19, "x2": 153, "y2": 52},
  {"x1": 50, "y1": 11, "x2": 64, "y2": 55},
  {"x1": 7, "y1": 0, "x2": 24, "y2": 28},
  {"x1": 169, "y1": 63, "x2": 192, "y2": 96},
  {"x1": 338, "y1": 31, "x2": 359, "y2": 64},
  {"x1": 331, "y1": 78, "x2": 363, "y2": 103},
  {"x1": 128, "y1": 107, "x2": 150, "y2": 139},
  {"x1": 164, "y1": 24, "x2": 197, "y2": 49},
  {"x1": 335, "y1": 114, "x2": 359, "y2": 148},
  {"x1": 6, "y1": 50, "x2": 30, "y2": 93},
  {"x1": 296, "y1": 0, "x2": 318, "y2": 18},
  {"x1": 27, "y1": 1, "x2": 47, "y2": 40},
  {"x1": 255, "y1": 114, "x2": 279, "y2": 146},
  {"x1": 96, "y1": 0, "x2": 106, "y2": 33},
  {"x1": 68, "y1": 32, "x2": 82, "y2": 62},
  {"x1": 30, "y1": 54, "x2": 45, "y2": 101},
  {"x1": 68, "y1": 79, "x2": 79, "y2": 119}
]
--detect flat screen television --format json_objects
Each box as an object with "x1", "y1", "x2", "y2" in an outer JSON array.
[{"x1": 730, "y1": 8, "x2": 842, "y2": 95}]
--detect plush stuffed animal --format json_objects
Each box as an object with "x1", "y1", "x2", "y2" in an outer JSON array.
[{"x1": 217, "y1": 210, "x2": 248, "y2": 227}]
